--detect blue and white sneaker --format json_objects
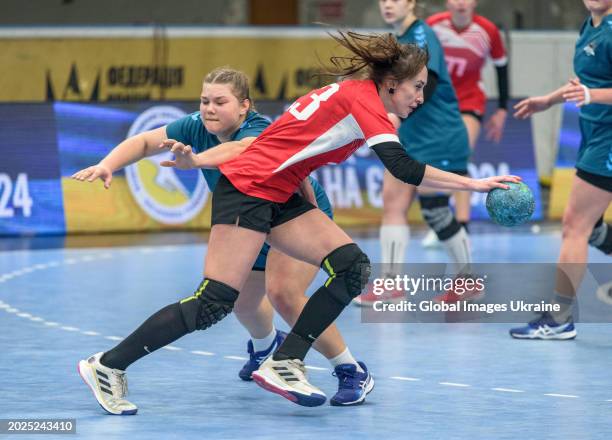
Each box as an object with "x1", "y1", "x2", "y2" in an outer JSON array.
[
  {"x1": 239, "y1": 330, "x2": 287, "y2": 381},
  {"x1": 509, "y1": 312, "x2": 577, "y2": 340},
  {"x1": 330, "y1": 361, "x2": 374, "y2": 406}
]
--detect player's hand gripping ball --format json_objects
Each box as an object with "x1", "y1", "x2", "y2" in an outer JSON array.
[{"x1": 486, "y1": 182, "x2": 535, "y2": 227}]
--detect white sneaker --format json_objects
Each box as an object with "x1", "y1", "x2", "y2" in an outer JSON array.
[
  {"x1": 77, "y1": 352, "x2": 138, "y2": 415},
  {"x1": 252, "y1": 357, "x2": 327, "y2": 407},
  {"x1": 421, "y1": 229, "x2": 441, "y2": 249}
]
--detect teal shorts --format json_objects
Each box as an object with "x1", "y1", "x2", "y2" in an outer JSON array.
[{"x1": 576, "y1": 117, "x2": 612, "y2": 178}]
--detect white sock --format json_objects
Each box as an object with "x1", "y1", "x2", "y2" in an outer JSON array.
[
  {"x1": 441, "y1": 226, "x2": 472, "y2": 274},
  {"x1": 329, "y1": 347, "x2": 363, "y2": 373},
  {"x1": 380, "y1": 224, "x2": 410, "y2": 276},
  {"x1": 251, "y1": 327, "x2": 277, "y2": 352}
]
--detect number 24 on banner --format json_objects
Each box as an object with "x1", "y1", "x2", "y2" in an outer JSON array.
[{"x1": 0, "y1": 173, "x2": 33, "y2": 218}]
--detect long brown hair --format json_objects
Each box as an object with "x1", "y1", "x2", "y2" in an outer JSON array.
[{"x1": 325, "y1": 30, "x2": 428, "y2": 86}]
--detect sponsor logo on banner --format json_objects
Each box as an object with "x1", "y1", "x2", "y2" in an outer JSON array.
[
  {"x1": 124, "y1": 106, "x2": 209, "y2": 224},
  {"x1": 45, "y1": 64, "x2": 184, "y2": 102}
]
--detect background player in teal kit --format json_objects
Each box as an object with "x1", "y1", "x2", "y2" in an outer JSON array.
[
  {"x1": 73, "y1": 67, "x2": 373, "y2": 410},
  {"x1": 357, "y1": 0, "x2": 473, "y2": 306},
  {"x1": 512, "y1": 0, "x2": 612, "y2": 339}
]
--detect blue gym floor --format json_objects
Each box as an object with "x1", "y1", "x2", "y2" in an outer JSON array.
[{"x1": 1, "y1": 225, "x2": 611, "y2": 439}]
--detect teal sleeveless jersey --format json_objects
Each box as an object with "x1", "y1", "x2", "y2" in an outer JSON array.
[
  {"x1": 396, "y1": 20, "x2": 470, "y2": 171},
  {"x1": 573, "y1": 14, "x2": 612, "y2": 177},
  {"x1": 574, "y1": 14, "x2": 612, "y2": 124}
]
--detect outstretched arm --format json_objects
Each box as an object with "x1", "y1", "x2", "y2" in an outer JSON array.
[
  {"x1": 71, "y1": 126, "x2": 168, "y2": 189},
  {"x1": 371, "y1": 142, "x2": 520, "y2": 192},
  {"x1": 159, "y1": 137, "x2": 256, "y2": 169},
  {"x1": 513, "y1": 83, "x2": 570, "y2": 119}
]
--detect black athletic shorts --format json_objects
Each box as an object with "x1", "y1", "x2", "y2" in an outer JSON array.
[
  {"x1": 211, "y1": 175, "x2": 317, "y2": 233},
  {"x1": 576, "y1": 167, "x2": 612, "y2": 192}
]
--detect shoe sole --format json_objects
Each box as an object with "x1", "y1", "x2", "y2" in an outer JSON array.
[
  {"x1": 252, "y1": 372, "x2": 326, "y2": 407},
  {"x1": 509, "y1": 330, "x2": 577, "y2": 340},
  {"x1": 77, "y1": 361, "x2": 137, "y2": 415},
  {"x1": 330, "y1": 375, "x2": 375, "y2": 407}
]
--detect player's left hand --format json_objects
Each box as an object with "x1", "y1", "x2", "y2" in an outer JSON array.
[
  {"x1": 562, "y1": 78, "x2": 589, "y2": 107},
  {"x1": 470, "y1": 175, "x2": 522, "y2": 193},
  {"x1": 159, "y1": 139, "x2": 198, "y2": 169},
  {"x1": 484, "y1": 109, "x2": 507, "y2": 143}
]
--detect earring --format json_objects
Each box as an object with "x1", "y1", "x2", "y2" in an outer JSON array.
[{"x1": 388, "y1": 88, "x2": 395, "y2": 94}]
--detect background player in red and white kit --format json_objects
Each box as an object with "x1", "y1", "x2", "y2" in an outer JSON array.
[
  {"x1": 427, "y1": 0, "x2": 509, "y2": 237},
  {"x1": 76, "y1": 31, "x2": 520, "y2": 410}
]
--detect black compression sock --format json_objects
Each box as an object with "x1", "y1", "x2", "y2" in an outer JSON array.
[
  {"x1": 100, "y1": 302, "x2": 189, "y2": 371},
  {"x1": 273, "y1": 285, "x2": 346, "y2": 361}
]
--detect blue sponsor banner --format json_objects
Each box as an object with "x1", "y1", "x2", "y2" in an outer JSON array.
[{"x1": 0, "y1": 104, "x2": 65, "y2": 235}]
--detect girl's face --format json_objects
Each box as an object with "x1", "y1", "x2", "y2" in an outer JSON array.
[
  {"x1": 446, "y1": 0, "x2": 477, "y2": 20},
  {"x1": 583, "y1": 0, "x2": 612, "y2": 14},
  {"x1": 379, "y1": 0, "x2": 415, "y2": 25},
  {"x1": 385, "y1": 66, "x2": 428, "y2": 118},
  {"x1": 200, "y1": 82, "x2": 249, "y2": 139}
]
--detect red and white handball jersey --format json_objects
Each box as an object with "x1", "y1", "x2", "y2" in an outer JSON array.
[
  {"x1": 220, "y1": 79, "x2": 398, "y2": 202},
  {"x1": 426, "y1": 12, "x2": 507, "y2": 115}
]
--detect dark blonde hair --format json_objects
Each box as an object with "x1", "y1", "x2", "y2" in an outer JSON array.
[
  {"x1": 326, "y1": 30, "x2": 428, "y2": 86},
  {"x1": 203, "y1": 67, "x2": 255, "y2": 111}
]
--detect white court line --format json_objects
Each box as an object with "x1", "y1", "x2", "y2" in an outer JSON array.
[
  {"x1": 544, "y1": 393, "x2": 579, "y2": 399},
  {"x1": 29, "y1": 316, "x2": 43, "y2": 322},
  {"x1": 82, "y1": 331, "x2": 100, "y2": 336},
  {"x1": 492, "y1": 388, "x2": 525, "y2": 393},
  {"x1": 17, "y1": 312, "x2": 32, "y2": 318},
  {"x1": 162, "y1": 345, "x2": 183, "y2": 351},
  {"x1": 390, "y1": 376, "x2": 421, "y2": 382},
  {"x1": 44, "y1": 322, "x2": 59, "y2": 327},
  {"x1": 60, "y1": 326, "x2": 80, "y2": 332},
  {"x1": 105, "y1": 336, "x2": 123, "y2": 341},
  {"x1": 224, "y1": 355, "x2": 248, "y2": 361},
  {"x1": 439, "y1": 382, "x2": 471, "y2": 388},
  {"x1": 305, "y1": 366, "x2": 328, "y2": 371},
  {"x1": 191, "y1": 350, "x2": 215, "y2": 356}
]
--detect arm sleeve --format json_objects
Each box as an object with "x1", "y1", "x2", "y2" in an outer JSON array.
[
  {"x1": 371, "y1": 142, "x2": 426, "y2": 186},
  {"x1": 495, "y1": 64, "x2": 509, "y2": 109}
]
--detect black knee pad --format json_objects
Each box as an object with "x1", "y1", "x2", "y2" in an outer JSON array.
[
  {"x1": 419, "y1": 195, "x2": 462, "y2": 241},
  {"x1": 589, "y1": 217, "x2": 612, "y2": 255},
  {"x1": 179, "y1": 278, "x2": 239, "y2": 332},
  {"x1": 321, "y1": 243, "x2": 371, "y2": 305}
]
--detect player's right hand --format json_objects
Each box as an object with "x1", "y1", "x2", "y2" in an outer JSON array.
[
  {"x1": 159, "y1": 140, "x2": 198, "y2": 170},
  {"x1": 71, "y1": 164, "x2": 113, "y2": 189}
]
